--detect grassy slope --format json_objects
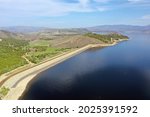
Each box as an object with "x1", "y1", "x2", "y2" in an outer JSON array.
[
  {"x1": 0, "y1": 39, "x2": 28, "y2": 75},
  {"x1": 29, "y1": 40, "x2": 50, "y2": 47},
  {"x1": 84, "y1": 33, "x2": 128, "y2": 43},
  {"x1": 26, "y1": 40, "x2": 71, "y2": 63},
  {"x1": 0, "y1": 39, "x2": 71, "y2": 75},
  {"x1": 0, "y1": 33, "x2": 128, "y2": 75}
]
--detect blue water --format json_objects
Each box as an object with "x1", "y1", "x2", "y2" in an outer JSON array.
[{"x1": 22, "y1": 33, "x2": 150, "y2": 100}]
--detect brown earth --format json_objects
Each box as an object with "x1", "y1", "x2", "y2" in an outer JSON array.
[{"x1": 50, "y1": 35, "x2": 104, "y2": 48}]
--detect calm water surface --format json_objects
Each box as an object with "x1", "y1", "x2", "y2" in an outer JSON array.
[{"x1": 22, "y1": 33, "x2": 150, "y2": 100}]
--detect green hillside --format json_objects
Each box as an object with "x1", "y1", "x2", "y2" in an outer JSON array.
[
  {"x1": 84, "y1": 33, "x2": 128, "y2": 43},
  {"x1": 0, "y1": 32, "x2": 128, "y2": 75},
  {"x1": 0, "y1": 38, "x2": 28, "y2": 75}
]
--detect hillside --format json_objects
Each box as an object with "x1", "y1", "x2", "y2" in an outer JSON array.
[
  {"x1": 51, "y1": 35, "x2": 104, "y2": 48},
  {"x1": 28, "y1": 32, "x2": 128, "y2": 49},
  {"x1": 84, "y1": 33, "x2": 128, "y2": 43},
  {"x1": 0, "y1": 27, "x2": 89, "y2": 41},
  {"x1": 0, "y1": 26, "x2": 46, "y2": 33},
  {"x1": 0, "y1": 30, "x2": 25, "y2": 39},
  {"x1": 1, "y1": 25, "x2": 150, "y2": 40},
  {"x1": 0, "y1": 26, "x2": 89, "y2": 34},
  {"x1": 0, "y1": 38, "x2": 28, "y2": 75},
  {"x1": 0, "y1": 30, "x2": 128, "y2": 75}
]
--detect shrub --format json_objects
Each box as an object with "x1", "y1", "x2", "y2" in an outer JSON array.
[{"x1": 0, "y1": 86, "x2": 10, "y2": 99}]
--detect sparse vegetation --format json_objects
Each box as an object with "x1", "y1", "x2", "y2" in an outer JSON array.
[
  {"x1": 29, "y1": 40, "x2": 50, "y2": 47},
  {"x1": 0, "y1": 38, "x2": 71, "y2": 75},
  {"x1": 0, "y1": 86, "x2": 10, "y2": 99},
  {"x1": 0, "y1": 32, "x2": 128, "y2": 75},
  {"x1": 26, "y1": 46, "x2": 70, "y2": 63},
  {"x1": 25, "y1": 39, "x2": 71, "y2": 63},
  {"x1": 84, "y1": 33, "x2": 128, "y2": 43},
  {"x1": 0, "y1": 38, "x2": 28, "y2": 75}
]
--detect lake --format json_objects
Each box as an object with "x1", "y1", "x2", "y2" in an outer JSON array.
[{"x1": 22, "y1": 33, "x2": 150, "y2": 100}]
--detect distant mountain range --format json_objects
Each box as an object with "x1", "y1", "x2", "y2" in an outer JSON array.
[
  {"x1": 0, "y1": 26, "x2": 46, "y2": 33},
  {"x1": 0, "y1": 25, "x2": 150, "y2": 40},
  {"x1": 0, "y1": 26, "x2": 89, "y2": 33},
  {"x1": 0, "y1": 26, "x2": 89, "y2": 40},
  {"x1": 0, "y1": 30, "x2": 25, "y2": 39},
  {"x1": 87, "y1": 25, "x2": 150, "y2": 34}
]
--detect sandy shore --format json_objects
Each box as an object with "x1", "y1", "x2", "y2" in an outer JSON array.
[{"x1": 1, "y1": 40, "x2": 127, "y2": 100}]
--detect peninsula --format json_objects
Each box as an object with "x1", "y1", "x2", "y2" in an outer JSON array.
[{"x1": 0, "y1": 30, "x2": 128, "y2": 100}]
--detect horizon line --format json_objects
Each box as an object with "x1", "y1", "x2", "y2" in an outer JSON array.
[{"x1": 0, "y1": 24, "x2": 150, "y2": 29}]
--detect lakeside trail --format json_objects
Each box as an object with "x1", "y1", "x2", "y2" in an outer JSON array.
[{"x1": 0, "y1": 40, "x2": 127, "y2": 100}]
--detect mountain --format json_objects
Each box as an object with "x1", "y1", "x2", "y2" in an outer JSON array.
[
  {"x1": 0, "y1": 27, "x2": 89, "y2": 40},
  {"x1": 87, "y1": 25, "x2": 150, "y2": 34},
  {"x1": 0, "y1": 30, "x2": 25, "y2": 39},
  {"x1": 31, "y1": 28, "x2": 89, "y2": 39},
  {"x1": 0, "y1": 26, "x2": 46, "y2": 33},
  {"x1": 1, "y1": 25, "x2": 150, "y2": 34},
  {"x1": 0, "y1": 26, "x2": 89, "y2": 34},
  {"x1": 0, "y1": 25, "x2": 150, "y2": 40}
]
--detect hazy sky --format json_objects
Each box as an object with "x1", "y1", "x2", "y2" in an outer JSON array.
[{"x1": 0, "y1": 0, "x2": 150, "y2": 28}]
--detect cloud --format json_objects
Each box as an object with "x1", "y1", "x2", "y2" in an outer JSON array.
[
  {"x1": 128, "y1": 0, "x2": 150, "y2": 3},
  {"x1": 141, "y1": 15, "x2": 150, "y2": 20},
  {"x1": 97, "y1": 7, "x2": 109, "y2": 11},
  {"x1": 0, "y1": 0, "x2": 149, "y2": 27},
  {"x1": 134, "y1": 15, "x2": 150, "y2": 25},
  {"x1": 78, "y1": 0, "x2": 90, "y2": 7},
  {"x1": 93, "y1": 0, "x2": 111, "y2": 3},
  {"x1": 128, "y1": 0, "x2": 143, "y2": 2},
  {"x1": 0, "y1": 0, "x2": 111, "y2": 18},
  {"x1": 0, "y1": 0, "x2": 148, "y2": 18},
  {"x1": 0, "y1": 0, "x2": 89, "y2": 17}
]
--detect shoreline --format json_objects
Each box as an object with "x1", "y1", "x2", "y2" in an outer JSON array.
[
  {"x1": 1, "y1": 39, "x2": 128, "y2": 100},
  {"x1": 0, "y1": 48, "x2": 77, "y2": 87}
]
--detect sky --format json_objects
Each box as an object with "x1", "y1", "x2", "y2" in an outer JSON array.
[{"x1": 0, "y1": 0, "x2": 150, "y2": 28}]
